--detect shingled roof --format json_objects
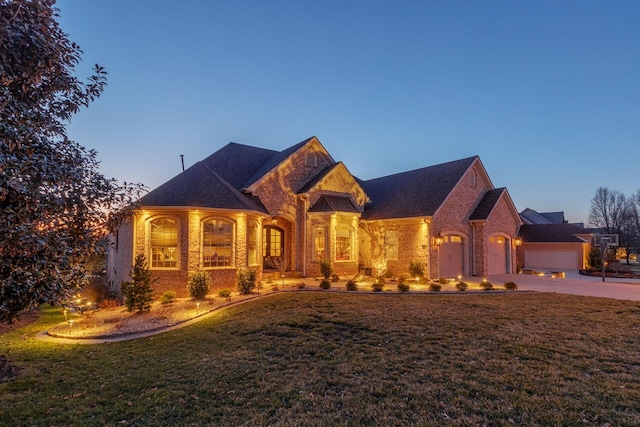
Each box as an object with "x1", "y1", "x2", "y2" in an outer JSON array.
[
  {"x1": 360, "y1": 156, "x2": 478, "y2": 220},
  {"x1": 518, "y1": 224, "x2": 592, "y2": 243},
  {"x1": 200, "y1": 142, "x2": 276, "y2": 190},
  {"x1": 138, "y1": 161, "x2": 267, "y2": 212},
  {"x1": 469, "y1": 188, "x2": 506, "y2": 220}
]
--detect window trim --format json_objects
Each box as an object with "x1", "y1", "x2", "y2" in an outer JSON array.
[
  {"x1": 201, "y1": 217, "x2": 235, "y2": 269},
  {"x1": 148, "y1": 217, "x2": 179, "y2": 270},
  {"x1": 385, "y1": 229, "x2": 399, "y2": 261},
  {"x1": 334, "y1": 225, "x2": 353, "y2": 262}
]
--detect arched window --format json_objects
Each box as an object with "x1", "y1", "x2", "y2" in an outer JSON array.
[
  {"x1": 335, "y1": 225, "x2": 352, "y2": 261},
  {"x1": 469, "y1": 169, "x2": 477, "y2": 187},
  {"x1": 149, "y1": 218, "x2": 178, "y2": 268},
  {"x1": 203, "y1": 219, "x2": 233, "y2": 268}
]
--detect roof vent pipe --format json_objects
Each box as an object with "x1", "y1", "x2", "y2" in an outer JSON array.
[{"x1": 180, "y1": 154, "x2": 185, "y2": 172}]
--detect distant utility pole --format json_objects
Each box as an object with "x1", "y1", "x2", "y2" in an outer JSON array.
[{"x1": 180, "y1": 154, "x2": 184, "y2": 172}]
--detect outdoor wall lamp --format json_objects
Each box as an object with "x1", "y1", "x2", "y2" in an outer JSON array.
[
  {"x1": 434, "y1": 233, "x2": 444, "y2": 247},
  {"x1": 514, "y1": 236, "x2": 522, "y2": 246}
]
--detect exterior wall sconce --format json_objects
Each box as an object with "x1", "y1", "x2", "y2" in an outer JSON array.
[
  {"x1": 514, "y1": 236, "x2": 522, "y2": 246},
  {"x1": 270, "y1": 216, "x2": 278, "y2": 225},
  {"x1": 434, "y1": 233, "x2": 444, "y2": 246}
]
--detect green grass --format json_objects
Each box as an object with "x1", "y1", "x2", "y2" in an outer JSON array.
[{"x1": 2, "y1": 293, "x2": 640, "y2": 426}]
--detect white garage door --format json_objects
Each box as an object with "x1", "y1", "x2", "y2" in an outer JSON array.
[
  {"x1": 525, "y1": 251, "x2": 579, "y2": 270},
  {"x1": 440, "y1": 235, "x2": 463, "y2": 278},
  {"x1": 488, "y1": 236, "x2": 507, "y2": 275}
]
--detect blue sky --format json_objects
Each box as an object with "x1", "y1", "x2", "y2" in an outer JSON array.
[{"x1": 56, "y1": 0, "x2": 640, "y2": 224}]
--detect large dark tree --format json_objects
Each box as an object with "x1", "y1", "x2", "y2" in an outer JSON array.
[
  {"x1": 589, "y1": 187, "x2": 626, "y2": 234},
  {"x1": 0, "y1": 0, "x2": 144, "y2": 323}
]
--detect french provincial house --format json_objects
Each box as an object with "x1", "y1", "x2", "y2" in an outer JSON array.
[{"x1": 107, "y1": 136, "x2": 522, "y2": 295}]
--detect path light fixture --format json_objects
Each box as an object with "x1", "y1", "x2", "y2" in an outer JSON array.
[
  {"x1": 434, "y1": 233, "x2": 444, "y2": 247},
  {"x1": 67, "y1": 319, "x2": 75, "y2": 335},
  {"x1": 196, "y1": 302, "x2": 201, "y2": 313}
]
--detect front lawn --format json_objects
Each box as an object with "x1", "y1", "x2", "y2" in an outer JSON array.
[{"x1": 1, "y1": 293, "x2": 640, "y2": 425}]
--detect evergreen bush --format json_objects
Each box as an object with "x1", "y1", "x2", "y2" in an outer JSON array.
[{"x1": 121, "y1": 254, "x2": 156, "y2": 313}]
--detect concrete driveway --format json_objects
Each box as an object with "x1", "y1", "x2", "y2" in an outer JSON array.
[{"x1": 489, "y1": 270, "x2": 640, "y2": 301}]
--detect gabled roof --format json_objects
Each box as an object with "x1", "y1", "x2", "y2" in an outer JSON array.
[
  {"x1": 201, "y1": 142, "x2": 276, "y2": 190},
  {"x1": 520, "y1": 208, "x2": 567, "y2": 225},
  {"x1": 360, "y1": 156, "x2": 478, "y2": 220},
  {"x1": 308, "y1": 195, "x2": 359, "y2": 213},
  {"x1": 540, "y1": 211, "x2": 566, "y2": 224},
  {"x1": 297, "y1": 163, "x2": 341, "y2": 194},
  {"x1": 469, "y1": 188, "x2": 506, "y2": 220},
  {"x1": 243, "y1": 136, "x2": 335, "y2": 191},
  {"x1": 519, "y1": 223, "x2": 593, "y2": 243},
  {"x1": 139, "y1": 161, "x2": 268, "y2": 212}
]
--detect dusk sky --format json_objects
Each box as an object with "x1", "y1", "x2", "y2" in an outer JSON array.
[{"x1": 56, "y1": 0, "x2": 640, "y2": 225}]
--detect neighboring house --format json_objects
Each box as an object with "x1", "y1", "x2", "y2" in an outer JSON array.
[
  {"x1": 520, "y1": 208, "x2": 567, "y2": 225},
  {"x1": 107, "y1": 136, "x2": 522, "y2": 295},
  {"x1": 516, "y1": 223, "x2": 594, "y2": 271}
]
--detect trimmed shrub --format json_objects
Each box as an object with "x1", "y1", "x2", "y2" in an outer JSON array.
[
  {"x1": 160, "y1": 291, "x2": 176, "y2": 304},
  {"x1": 504, "y1": 281, "x2": 518, "y2": 290},
  {"x1": 409, "y1": 260, "x2": 425, "y2": 278},
  {"x1": 398, "y1": 273, "x2": 410, "y2": 285},
  {"x1": 236, "y1": 267, "x2": 257, "y2": 295},
  {"x1": 218, "y1": 289, "x2": 232, "y2": 299},
  {"x1": 296, "y1": 282, "x2": 306, "y2": 289},
  {"x1": 429, "y1": 283, "x2": 442, "y2": 292},
  {"x1": 371, "y1": 282, "x2": 385, "y2": 292},
  {"x1": 331, "y1": 273, "x2": 340, "y2": 282},
  {"x1": 397, "y1": 282, "x2": 410, "y2": 292},
  {"x1": 187, "y1": 269, "x2": 211, "y2": 300},
  {"x1": 121, "y1": 254, "x2": 156, "y2": 313},
  {"x1": 384, "y1": 269, "x2": 394, "y2": 279},
  {"x1": 346, "y1": 280, "x2": 358, "y2": 291},
  {"x1": 438, "y1": 277, "x2": 447, "y2": 284},
  {"x1": 319, "y1": 259, "x2": 332, "y2": 280},
  {"x1": 455, "y1": 281, "x2": 468, "y2": 291},
  {"x1": 319, "y1": 279, "x2": 331, "y2": 290},
  {"x1": 480, "y1": 280, "x2": 493, "y2": 290}
]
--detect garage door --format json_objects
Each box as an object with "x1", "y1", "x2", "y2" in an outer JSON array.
[
  {"x1": 525, "y1": 251, "x2": 579, "y2": 270},
  {"x1": 488, "y1": 236, "x2": 507, "y2": 275},
  {"x1": 440, "y1": 235, "x2": 463, "y2": 278}
]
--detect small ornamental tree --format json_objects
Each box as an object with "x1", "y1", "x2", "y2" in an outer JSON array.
[
  {"x1": 587, "y1": 246, "x2": 603, "y2": 270},
  {"x1": 121, "y1": 255, "x2": 156, "y2": 313},
  {"x1": 319, "y1": 259, "x2": 332, "y2": 280},
  {"x1": 409, "y1": 261, "x2": 425, "y2": 279},
  {"x1": 187, "y1": 270, "x2": 211, "y2": 300}
]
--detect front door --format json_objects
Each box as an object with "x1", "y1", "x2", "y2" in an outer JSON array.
[{"x1": 263, "y1": 225, "x2": 284, "y2": 270}]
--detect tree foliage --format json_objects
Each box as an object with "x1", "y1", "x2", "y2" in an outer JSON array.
[
  {"x1": 0, "y1": 0, "x2": 145, "y2": 323},
  {"x1": 121, "y1": 255, "x2": 155, "y2": 313}
]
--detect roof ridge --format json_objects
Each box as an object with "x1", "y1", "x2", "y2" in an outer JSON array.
[{"x1": 362, "y1": 155, "x2": 479, "y2": 183}]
